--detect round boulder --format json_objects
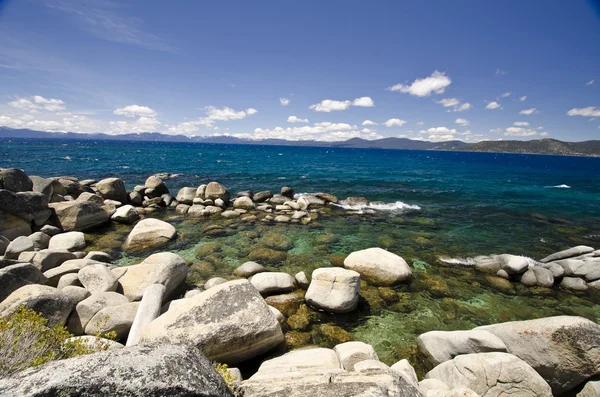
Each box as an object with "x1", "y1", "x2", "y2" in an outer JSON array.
[
  {"x1": 344, "y1": 247, "x2": 412, "y2": 286},
  {"x1": 123, "y1": 218, "x2": 177, "y2": 252},
  {"x1": 305, "y1": 267, "x2": 360, "y2": 313},
  {"x1": 95, "y1": 177, "x2": 127, "y2": 203},
  {"x1": 205, "y1": 182, "x2": 230, "y2": 202}
]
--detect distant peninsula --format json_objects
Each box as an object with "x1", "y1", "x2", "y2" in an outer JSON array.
[{"x1": 1, "y1": 127, "x2": 599, "y2": 157}]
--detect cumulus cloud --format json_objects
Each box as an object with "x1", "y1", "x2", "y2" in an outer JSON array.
[
  {"x1": 567, "y1": 107, "x2": 600, "y2": 117},
  {"x1": 196, "y1": 106, "x2": 258, "y2": 126},
  {"x1": 513, "y1": 121, "x2": 529, "y2": 126},
  {"x1": 309, "y1": 97, "x2": 374, "y2": 112},
  {"x1": 437, "y1": 98, "x2": 471, "y2": 112},
  {"x1": 287, "y1": 116, "x2": 309, "y2": 123},
  {"x1": 486, "y1": 101, "x2": 501, "y2": 110},
  {"x1": 420, "y1": 126, "x2": 458, "y2": 135},
  {"x1": 503, "y1": 127, "x2": 539, "y2": 136},
  {"x1": 519, "y1": 108, "x2": 537, "y2": 115},
  {"x1": 8, "y1": 95, "x2": 66, "y2": 112},
  {"x1": 519, "y1": 96, "x2": 527, "y2": 101},
  {"x1": 253, "y1": 121, "x2": 383, "y2": 142},
  {"x1": 280, "y1": 98, "x2": 290, "y2": 106},
  {"x1": 362, "y1": 120, "x2": 377, "y2": 126},
  {"x1": 387, "y1": 71, "x2": 451, "y2": 97},
  {"x1": 455, "y1": 118, "x2": 469, "y2": 126},
  {"x1": 113, "y1": 105, "x2": 157, "y2": 118},
  {"x1": 437, "y1": 98, "x2": 459, "y2": 107},
  {"x1": 384, "y1": 118, "x2": 407, "y2": 127},
  {"x1": 108, "y1": 116, "x2": 161, "y2": 134}
]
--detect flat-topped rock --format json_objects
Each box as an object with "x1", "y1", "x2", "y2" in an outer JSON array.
[
  {"x1": 233, "y1": 261, "x2": 266, "y2": 277},
  {"x1": 4, "y1": 236, "x2": 34, "y2": 260},
  {"x1": 305, "y1": 267, "x2": 360, "y2": 313},
  {"x1": 540, "y1": 245, "x2": 595, "y2": 263},
  {"x1": 48, "y1": 231, "x2": 86, "y2": 252},
  {"x1": 417, "y1": 330, "x2": 507, "y2": 366},
  {"x1": 123, "y1": 218, "x2": 177, "y2": 252},
  {"x1": 48, "y1": 201, "x2": 110, "y2": 231},
  {"x1": 344, "y1": 247, "x2": 411, "y2": 286},
  {"x1": 250, "y1": 272, "x2": 296, "y2": 295},
  {"x1": 334, "y1": 341, "x2": 379, "y2": 371},
  {"x1": 78, "y1": 263, "x2": 118, "y2": 293}
]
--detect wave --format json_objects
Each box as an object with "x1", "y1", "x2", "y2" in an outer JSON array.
[
  {"x1": 438, "y1": 257, "x2": 476, "y2": 266},
  {"x1": 335, "y1": 200, "x2": 421, "y2": 214},
  {"x1": 545, "y1": 184, "x2": 571, "y2": 189}
]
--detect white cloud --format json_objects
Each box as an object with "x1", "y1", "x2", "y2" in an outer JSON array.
[
  {"x1": 196, "y1": 106, "x2": 258, "y2": 126},
  {"x1": 287, "y1": 116, "x2": 309, "y2": 123},
  {"x1": 8, "y1": 95, "x2": 66, "y2": 112},
  {"x1": 420, "y1": 126, "x2": 458, "y2": 135},
  {"x1": 108, "y1": 116, "x2": 161, "y2": 134},
  {"x1": 520, "y1": 108, "x2": 537, "y2": 115},
  {"x1": 384, "y1": 118, "x2": 407, "y2": 127},
  {"x1": 253, "y1": 121, "x2": 383, "y2": 142},
  {"x1": 309, "y1": 96, "x2": 374, "y2": 112},
  {"x1": 352, "y1": 96, "x2": 375, "y2": 107},
  {"x1": 496, "y1": 69, "x2": 507, "y2": 76},
  {"x1": 519, "y1": 96, "x2": 527, "y2": 102},
  {"x1": 540, "y1": 132, "x2": 549, "y2": 136},
  {"x1": 455, "y1": 118, "x2": 469, "y2": 126},
  {"x1": 455, "y1": 103, "x2": 472, "y2": 112},
  {"x1": 309, "y1": 99, "x2": 351, "y2": 112},
  {"x1": 428, "y1": 134, "x2": 456, "y2": 142},
  {"x1": 166, "y1": 122, "x2": 199, "y2": 135},
  {"x1": 514, "y1": 121, "x2": 529, "y2": 126},
  {"x1": 0, "y1": 115, "x2": 25, "y2": 128},
  {"x1": 113, "y1": 104, "x2": 157, "y2": 118},
  {"x1": 437, "y1": 98, "x2": 459, "y2": 107},
  {"x1": 416, "y1": 121, "x2": 424, "y2": 126},
  {"x1": 567, "y1": 107, "x2": 600, "y2": 117},
  {"x1": 500, "y1": 92, "x2": 511, "y2": 98},
  {"x1": 9, "y1": 98, "x2": 37, "y2": 112},
  {"x1": 280, "y1": 98, "x2": 290, "y2": 106},
  {"x1": 586, "y1": 79, "x2": 595, "y2": 86},
  {"x1": 437, "y1": 98, "x2": 471, "y2": 112},
  {"x1": 387, "y1": 71, "x2": 451, "y2": 97},
  {"x1": 486, "y1": 101, "x2": 501, "y2": 110},
  {"x1": 362, "y1": 120, "x2": 377, "y2": 126},
  {"x1": 503, "y1": 127, "x2": 539, "y2": 136}
]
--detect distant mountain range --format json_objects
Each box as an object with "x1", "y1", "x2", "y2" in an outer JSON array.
[{"x1": 1, "y1": 127, "x2": 599, "y2": 157}]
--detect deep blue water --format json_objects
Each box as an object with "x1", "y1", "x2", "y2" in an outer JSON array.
[{"x1": 2, "y1": 138, "x2": 599, "y2": 256}]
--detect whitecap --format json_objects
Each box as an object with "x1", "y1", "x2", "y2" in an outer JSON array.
[
  {"x1": 545, "y1": 184, "x2": 571, "y2": 189},
  {"x1": 63, "y1": 156, "x2": 72, "y2": 160},
  {"x1": 334, "y1": 200, "x2": 421, "y2": 214},
  {"x1": 438, "y1": 257, "x2": 476, "y2": 266}
]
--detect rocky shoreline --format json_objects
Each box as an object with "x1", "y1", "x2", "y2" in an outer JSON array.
[{"x1": 1, "y1": 167, "x2": 600, "y2": 396}]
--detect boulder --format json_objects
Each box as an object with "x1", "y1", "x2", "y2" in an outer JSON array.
[
  {"x1": 531, "y1": 266, "x2": 555, "y2": 287},
  {"x1": 61, "y1": 286, "x2": 91, "y2": 305},
  {"x1": 128, "y1": 191, "x2": 143, "y2": 206},
  {"x1": 95, "y1": 177, "x2": 127, "y2": 203},
  {"x1": 417, "y1": 330, "x2": 507, "y2": 367},
  {"x1": 253, "y1": 190, "x2": 273, "y2": 203},
  {"x1": 0, "y1": 284, "x2": 73, "y2": 327},
  {"x1": 250, "y1": 272, "x2": 296, "y2": 295},
  {"x1": 540, "y1": 245, "x2": 595, "y2": 263},
  {"x1": 32, "y1": 249, "x2": 77, "y2": 271},
  {"x1": 85, "y1": 301, "x2": 140, "y2": 339},
  {"x1": 16, "y1": 191, "x2": 52, "y2": 225},
  {"x1": 205, "y1": 182, "x2": 230, "y2": 202},
  {"x1": 43, "y1": 258, "x2": 105, "y2": 286},
  {"x1": 139, "y1": 279, "x2": 285, "y2": 364},
  {"x1": 30, "y1": 175, "x2": 66, "y2": 200},
  {"x1": 176, "y1": 187, "x2": 196, "y2": 205},
  {"x1": 78, "y1": 263, "x2": 118, "y2": 293},
  {"x1": 0, "y1": 168, "x2": 33, "y2": 192},
  {"x1": 425, "y1": 352, "x2": 552, "y2": 397},
  {"x1": 281, "y1": 186, "x2": 295, "y2": 199},
  {"x1": 233, "y1": 196, "x2": 255, "y2": 210},
  {"x1": 0, "y1": 189, "x2": 34, "y2": 220},
  {"x1": 560, "y1": 276, "x2": 588, "y2": 291},
  {"x1": 476, "y1": 316, "x2": 600, "y2": 394},
  {"x1": 204, "y1": 277, "x2": 228, "y2": 290},
  {"x1": 144, "y1": 175, "x2": 169, "y2": 197},
  {"x1": 126, "y1": 284, "x2": 166, "y2": 346},
  {"x1": 65, "y1": 335, "x2": 124, "y2": 351},
  {"x1": 333, "y1": 341, "x2": 379, "y2": 371},
  {"x1": 48, "y1": 201, "x2": 110, "y2": 231},
  {"x1": 0, "y1": 262, "x2": 46, "y2": 302},
  {"x1": 40, "y1": 224, "x2": 61, "y2": 236},
  {"x1": 117, "y1": 252, "x2": 187, "y2": 301},
  {"x1": 17, "y1": 250, "x2": 37, "y2": 263},
  {"x1": 305, "y1": 267, "x2": 360, "y2": 313},
  {"x1": 498, "y1": 254, "x2": 531, "y2": 275},
  {"x1": 196, "y1": 184, "x2": 207, "y2": 199},
  {"x1": 48, "y1": 231, "x2": 86, "y2": 252},
  {"x1": 67, "y1": 291, "x2": 130, "y2": 335},
  {"x1": 390, "y1": 359, "x2": 419, "y2": 386},
  {"x1": 175, "y1": 203, "x2": 190, "y2": 214},
  {"x1": 84, "y1": 251, "x2": 113, "y2": 263},
  {"x1": 344, "y1": 247, "x2": 411, "y2": 286},
  {"x1": 4, "y1": 236, "x2": 34, "y2": 260},
  {"x1": 56, "y1": 273, "x2": 81, "y2": 289},
  {"x1": 111, "y1": 204, "x2": 140, "y2": 224},
  {"x1": 295, "y1": 271, "x2": 310, "y2": 289},
  {"x1": 0, "y1": 344, "x2": 233, "y2": 397},
  {"x1": 578, "y1": 381, "x2": 600, "y2": 397},
  {"x1": 0, "y1": 210, "x2": 31, "y2": 240},
  {"x1": 29, "y1": 231, "x2": 50, "y2": 250},
  {"x1": 315, "y1": 192, "x2": 338, "y2": 203},
  {"x1": 77, "y1": 191, "x2": 105, "y2": 205},
  {"x1": 123, "y1": 218, "x2": 177, "y2": 252},
  {"x1": 233, "y1": 261, "x2": 266, "y2": 277},
  {"x1": 221, "y1": 210, "x2": 240, "y2": 218}
]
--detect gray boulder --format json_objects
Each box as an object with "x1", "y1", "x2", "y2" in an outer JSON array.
[
  {"x1": 417, "y1": 330, "x2": 507, "y2": 366},
  {"x1": 111, "y1": 204, "x2": 140, "y2": 224},
  {"x1": 78, "y1": 263, "x2": 118, "y2": 293},
  {"x1": 0, "y1": 168, "x2": 33, "y2": 192},
  {"x1": 16, "y1": 191, "x2": 52, "y2": 225},
  {"x1": 498, "y1": 254, "x2": 531, "y2": 275},
  {"x1": 77, "y1": 191, "x2": 105, "y2": 205},
  {"x1": 117, "y1": 252, "x2": 187, "y2": 301},
  {"x1": 0, "y1": 344, "x2": 233, "y2": 397},
  {"x1": 233, "y1": 261, "x2": 266, "y2": 277},
  {"x1": 176, "y1": 187, "x2": 196, "y2": 205},
  {"x1": 205, "y1": 181, "x2": 230, "y2": 202},
  {"x1": 253, "y1": 190, "x2": 273, "y2": 202},
  {"x1": 476, "y1": 316, "x2": 600, "y2": 394},
  {"x1": 233, "y1": 196, "x2": 255, "y2": 210},
  {"x1": 333, "y1": 341, "x2": 379, "y2": 371},
  {"x1": 32, "y1": 249, "x2": 77, "y2": 271},
  {"x1": 126, "y1": 284, "x2": 166, "y2": 346},
  {"x1": 67, "y1": 291, "x2": 130, "y2": 335},
  {"x1": 540, "y1": 245, "x2": 595, "y2": 263},
  {"x1": 144, "y1": 175, "x2": 169, "y2": 197},
  {"x1": 95, "y1": 177, "x2": 127, "y2": 203},
  {"x1": 425, "y1": 352, "x2": 551, "y2": 397},
  {"x1": 0, "y1": 284, "x2": 73, "y2": 327},
  {"x1": 56, "y1": 273, "x2": 81, "y2": 289},
  {"x1": 29, "y1": 231, "x2": 50, "y2": 250},
  {"x1": 4, "y1": 236, "x2": 34, "y2": 260},
  {"x1": 305, "y1": 267, "x2": 360, "y2": 313},
  {"x1": 43, "y1": 258, "x2": 105, "y2": 286},
  {"x1": 0, "y1": 262, "x2": 46, "y2": 302},
  {"x1": 344, "y1": 247, "x2": 412, "y2": 286},
  {"x1": 61, "y1": 286, "x2": 91, "y2": 305},
  {"x1": 48, "y1": 201, "x2": 110, "y2": 231},
  {"x1": 0, "y1": 210, "x2": 31, "y2": 240},
  {"x1": 140, "y1": 279, "x2": 284, "y2": 365},
  {"x1": 123, "y1": 218, "x2": 177, "y2": 252},
  {"x1": 250, "y1": 272, "x2": 296, "y2": 295},
  {"x1": 85, "y1": 301, "x2": 140, "y2": 339},
  {"x1": 560, "y1": 276, "x2": 588, "y2": 291},
  {"x1": 48, "y1": 231, "x2": 86, "y2": 252}
]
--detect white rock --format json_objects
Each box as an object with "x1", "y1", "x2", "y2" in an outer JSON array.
[
  {"x1": 48, "y1": 232, "x2": 86, "y2": 252},
  {"x1": 333, "y1": 341, "x2": 379, "y2": 371},
  {"x1": 417, "y1": 330, "x2": 507, "y2": 366},
  {"x1": 305, "y1": 267, "x2": 360, "y2": 313},
  {"x1": 78, "y1": 263, "x2": 118, "y2": 293},
  {"x1": 126, "y1": 284, "x2": 166, "y2": 347},
  {"x1": 111, "y1": 204, "x2": 140, "y2": 224},
  {"x1": 250, "y1": 272, "x2": 296, "y2": 295},
  {"x1": 344, "y1": 247, "x2": 411, "y2": 286},
  {"x1": 123, "y1": 218, "x2": 177, "y2": 252}
]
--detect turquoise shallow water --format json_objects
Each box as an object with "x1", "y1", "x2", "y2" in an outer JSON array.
[{"x1": 2, "y1": 137, "x2": 600, "y2": 372}]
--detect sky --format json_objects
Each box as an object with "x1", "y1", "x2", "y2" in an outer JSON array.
[{"x1": 0, "y1": 0, "x2": 599, "y2": 143}]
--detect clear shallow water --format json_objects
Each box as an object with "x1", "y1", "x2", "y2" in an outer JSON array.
[{"x1": 2, "y1": 138, "x2": 600, "y2": 373}]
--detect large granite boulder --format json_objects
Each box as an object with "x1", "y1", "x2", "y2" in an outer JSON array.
[
  {"x1": 0, "y1": 189, "x2": 35, "y2": 220},
  {"x1": 123, "y1": 218, "x2": 177, "y2": 252},
  {"x1": 540, "y1": 245, "x2": 595, "y2": 263},
  {"x1": 48, "y1": 231, "x2": 86, "y2": 252},
  {"x1": 233, "y1": 196, "x2": 255, "y2": 210},
  {"x1": 305, "y1": 267, "x2": 360, "y2": 313},
  {"x1": 344, "y1": 247, "x2": 411, "y2": 286},
  {"x1": 95, "y1": 177, "x2": 127, "y2": 203},
  {"x1": 30, "y1": 175, "x2": 67, "y2": 201},
  {"x1": 0, "y1": 262, "x2": 46, "y2": 302},
  {"x1": 140, "y1": 279, "x2": 284, "y2": 365},
  {"x1": 176, "y1": 187, "x2": 196, "y2": 205},
  {"x1": 144, "y1": 175, "x2": 169, "y2": 198},
  {"x1": 117, "y1": 252, "x2": 187, "y2": 301},
  {"x1": 476, "y1": 316, "x2": 600, "y2": 395},
  {"x1": 0, "y1": 284, "x2": 73, "y2": 327},
  {"x1": 48, "y1": 201, "x2": 110, "y2": 231},
  {"x1": 32, "y1": 249, "x2": 77, "y2": 271},
  {"x1": 0, "y1": 210, "x2": 31, "y2": 240},
  {"x1": 43, "y1": 258, "x2": 105, "y2": 286},
  {"x1": 3, "y1": 236, "x2": 34, "y2": 260},
  {"x1": 417, "y1": 330, "x2": 507, "y2": 366},
  {"x1": 85, "y1": 301, "x2": 140, "y2": 339},
  {"x1": 111, "y1": 204, "x2": 140, "y2": 224},
  {"x1": 0, "y1": 168, "x2": 33, "y2": 192},
  {"x1": 78, "y1": 263, "x2": 118, "y2": 293},
  {"x1": 0, "y1": 344, "x2": 233, "y2": 397},
  {"x1": 67, "y1": 291, "x2": 130, "y2": 335},
  {"x1": 17, "y1": 191, "x2": 52, "y2": 225},
  {"x1": 205, "y1": 182, "x2": 230, "y2": 202},
  {"x1": 250, "y1": 272, "x2": 296, "y2": 295},
  {"x1": 425, "y1": 352, "x2": 551, "y2": 397}
]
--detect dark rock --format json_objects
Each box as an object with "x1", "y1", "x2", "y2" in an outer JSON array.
[
  {"x1": 0, "y1": 168, "x2": 33, "y2": 192},
  {"x1": 253, "y1": 190, "x2": 273, "y2": 203},
  {"x1": 48, "y1": 201, "x2": 110, "y2": 231},
  {"x1": 281, "y1": 186, "x2": 294, "y2": 199},
  {"x1": 0, "y1": 262, "x2": 46, "y2": 302}
]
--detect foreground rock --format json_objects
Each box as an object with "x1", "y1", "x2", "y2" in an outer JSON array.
[
  {"x1": 425, "y1": 352, "x2": 551, "y2": 396},
  {"x1": 305, "y1": 267, "x2": 360, "y2": 313},
  {"x1": 0, "y1": 262, "x2": 46, "y2": 302},
  {"x1": 476, "y1": 315, "x2": 600, "y2": 395},
  {"x1": 0, "y1": 344, "x2": 233, "y2": 397},
  {"x1": 0, "y1": 284, "x2": 72, "y2": 327},
  {"x1": 140, "y1": 279, "x2": 284, "y2": 364},
  {"x1": 123, "y1": 218, "x2": 177, "y2": 251},
  {"x1": 48, "y1": 201, "x2": 110, "y2": 231},
  {"x1": 118, "y1": 252, "x2": 187, "y2": 301},
  {"x1": 344, "y1": 247, "x2": 412, "y2": 286},
  {"x1": 126, "y1": 284, "x2": 166, "y2": 346}
]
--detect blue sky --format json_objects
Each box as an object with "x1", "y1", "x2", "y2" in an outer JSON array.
[{"x1": 0, "y1": 0, "x2": 599, "y2": 142}]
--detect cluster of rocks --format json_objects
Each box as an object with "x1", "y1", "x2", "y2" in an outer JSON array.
[{"x1": 445, "y1": 245, "x2": 600, "y2": 293}]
